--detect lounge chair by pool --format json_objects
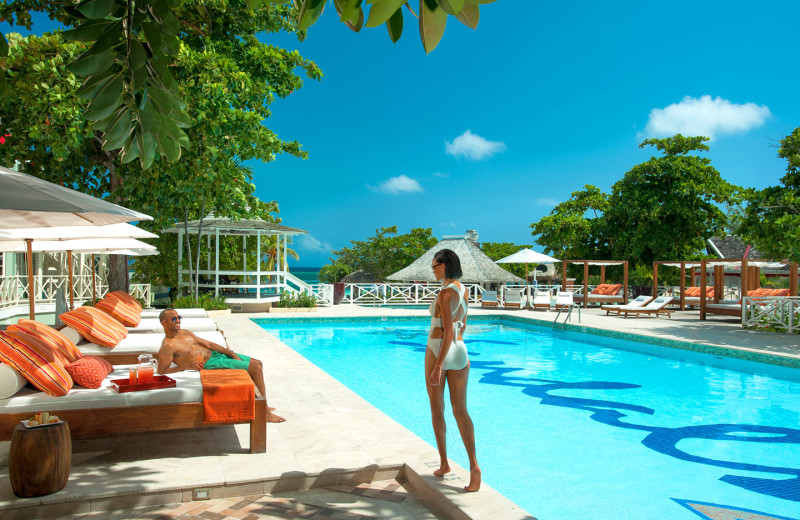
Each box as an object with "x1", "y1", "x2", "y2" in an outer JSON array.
[
  {"x1": 601, "y1": 295, "x2": 653, "y2": 316},
  {"x1": 555, "y1": 291, "x2": 574, "y2": 310},
  {"x1": 533, "y1": 290, "x2": 552, "y2": 311},
  {"x1": 612, "y1": 296, "x2": 673, "y2": 318},
  {"x1": 503, "y1": 288, "x2": 523, "y2": 310}
]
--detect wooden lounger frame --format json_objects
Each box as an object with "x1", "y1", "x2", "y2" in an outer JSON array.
[{"x1": 0, "y1": 397, "x2": 267, "y2": 453}]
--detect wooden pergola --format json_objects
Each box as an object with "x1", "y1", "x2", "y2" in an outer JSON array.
[{"x1": 560, "y1": 260, "x2": 629, "y2": 307}]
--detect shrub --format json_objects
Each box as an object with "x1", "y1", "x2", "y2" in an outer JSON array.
[
  {"x1": 274, "y1": 291, "x2": 317, "y2": 308},
  {"x1": 172, "y1": 293, "x2": 229, "y2": 310}
]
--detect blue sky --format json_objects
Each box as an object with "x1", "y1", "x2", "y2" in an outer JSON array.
[
  {"x1": 7, "y1": 2, "x2": 800, "y2": 267},
  {"x1": 258, "y1": 1, "x2": 800, "y2": 267}
]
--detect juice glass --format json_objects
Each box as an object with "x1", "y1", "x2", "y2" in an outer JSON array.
[{"x1": 128, "y1": 366, "x2": 138, "y2": 385}]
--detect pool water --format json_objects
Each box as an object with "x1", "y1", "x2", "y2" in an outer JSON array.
[{"x1": 259, "y1": 318, "x2": 800, "y2": 520}]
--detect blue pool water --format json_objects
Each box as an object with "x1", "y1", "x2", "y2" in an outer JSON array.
[{"x1": 258, "y1": 318, "x2": 800, "y2": 520}]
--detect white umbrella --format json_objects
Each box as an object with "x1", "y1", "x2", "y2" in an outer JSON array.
[
  {"x1": 0, "y1": 166, "x2": 152, "y2": 229},
  {"x1": 496, "y1": 248, "x2": 560, "y2": 284},
  {"x1": 0, "y1": 222, "x2": 157, "y2": 242}
]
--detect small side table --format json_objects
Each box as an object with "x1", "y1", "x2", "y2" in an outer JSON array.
[{"x1": 9, "y1": 421, "x2": 72, "y2": 497}]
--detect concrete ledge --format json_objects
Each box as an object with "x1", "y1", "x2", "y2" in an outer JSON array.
[
  {"x1": 267, "y1": 307, "x2": 317, "y2": 313},
  {"x1": 205, "y1": 309, "x2": 231, "y2": 317}
]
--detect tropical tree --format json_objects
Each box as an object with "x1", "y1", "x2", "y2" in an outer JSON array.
[
  {"x1": 530, "y1": 185, "x2": 609, "y2": 260},
  {"x1": 603, "y1": 135, "x2": 739, "y2": 266},
  {"x1": 326, "y1": 226, "x2": 437, "y2": 281},
  {"x1": 318, "y1": 260, "x2": 353, "y2": 283},
  {"x1": 739, "y1": 127, "x2": 800, "y2": 262},
  {"x1": 0, "y1": 3, "x2": 320, "y2": 290},
  {"x1": 0, "y1": 0, "x2": 496, "y2": 168}
]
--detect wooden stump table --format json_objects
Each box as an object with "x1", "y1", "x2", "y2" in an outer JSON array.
[{"x1": 9, "y1": 421, "x2": 72, "y2": 497}]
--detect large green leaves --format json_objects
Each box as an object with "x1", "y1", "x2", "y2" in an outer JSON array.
[
  {"x1": 65, "y1": 0, "x2": 189, "y2": 168},
  {"x1": 419, "y1": 0, "x2": 447, "y2": 53},
  {"x1": 0, "y1": 31, "x2": 6, "y2": 92},
  {"x1": 365, "y1": 0, "x2": 406, "y2": 28}
]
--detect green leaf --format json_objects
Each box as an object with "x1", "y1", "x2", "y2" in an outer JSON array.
[
  {"x1": 245, "y1": 0, "x2": 260, "y2": 10},
  {"x1": 137, "y1": 130, "x2": 157, "y2": 169},
  {"x1": 130, "y1": 40, "x2": 148, "y2": 70},
  {"x1": 141, "y1": 22, "x2": 162, "y2": 52},
  {"x1": 455, "y1": 1, "x2": 478, "y2": 28},
  {"x1": 338, "y1": 0, "x2": 363, "y2": 22},
  {"x1": 76, "y1": 70, "x2": 116, "y2": 99},
  {"x1": 298, "y1": 0, "x2": 326, "y2": 30},
  {"x1": 77, "y1": 0, "x2": 117, "y2": 20},
  {"x1": 160, "y1": 33, "x2": 179, "y2": 55},
  {"x1": 0, "y1": 31, "x2": 7, "y2": 57},
  {"x1": 386, "y1": 8, "x2": 403, "y2": 43},
  {"x1": 82, "y1": 21, "x2": 124, "y2": 57},
  {"x1": 62, "y1": 20, "x2": 115, "y2": 42},
  {"x1": 139, "y1": 102, "x2": 160, "y2": 134},
  {"x1": 67, "y1": 49, "x2": 115, "y2": 76},
  {"x1": 366, "y1": 0, "x2": 406, "y2": 28},
  {"x1": 155, "y1": 130, "x2": 181, "y2": 162},
  {"x1": 87, "y1": 73, "x2": 123, "y2": 114},
  {"x1": 120, "y1": 134, "x2": 140, "y2": 164},
  {"x1": 419, "y1": 0, "x2": 447, "y2": 54},
  {"x1": 101, "y1": 108, "x2": 133, "y2": 150},
  {"x1": 438, "y1": 0, "x2": 464, "y2": 15}
]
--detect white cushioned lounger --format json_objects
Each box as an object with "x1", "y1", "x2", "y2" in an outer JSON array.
[
  {"x1": 0, "y1": 368, "x2": 202, "y2": 414},
  {"x1": 127, "y1": 317, "x2": 218, "y2": 333},
  {"x1": 78, "y1": 330, "x2": 227, "y2": 356},
  {"x1": 140, "y1": 308, "x2": 208, "y2": 319}
]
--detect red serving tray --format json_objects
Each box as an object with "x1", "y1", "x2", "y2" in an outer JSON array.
[{"x1": 110, "y1": 375, "x2": 176, "y2": 393}]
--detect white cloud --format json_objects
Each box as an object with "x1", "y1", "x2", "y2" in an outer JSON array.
[
  {"x1": 438, "y1": 221, "x2": 457, "y2": 228},
  {"x1": 298, "y1": 234, "x2": 331, "y2": 254},
  {"x1": 445, "y1": 130, "x2": 506, "y2": 160},
  {"x1": 433, "y1": 172, "x2": 450, "y2": 178},
  {"x1": 537, "y1": 198, "x2": 558, "y2": 207},
  {"x1": 368, "y1": 175, "x2": 423, "y2": 195},
  {"x1": 644, "y1": 95, "x2": 771, "y2": 140}
]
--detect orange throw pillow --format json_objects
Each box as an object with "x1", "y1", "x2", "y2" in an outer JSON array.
[
  {"x1": 65, "y1": 355, "x2": 114, "y2": 389},
  {"x1": 96, "y1": 296, "x2": 142, "y2": 327},
  {"x1": 0, "y1": 331, "x2": 73, "y2": 396},
  {"x1": 59, "y1": 306, "x2": 127, "y2": 348},
  {"x1": 10, "y1": 320, "x2": 82, "y2": 363},
  {"x1": 685, "y1": 287, "x2": 700, "y2": 297},
  {"x1": 107, "y1": 291, "x2": 143, "y2": 313},
  {"x1": 591, "y1": 284, "x2": 610, "y2": 295}
]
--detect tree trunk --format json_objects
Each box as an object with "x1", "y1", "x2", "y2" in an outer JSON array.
[
  {"x1": 107, "y1": 255, "x2": 129, "y2": 293},
  {"x1": 183, "y1": 207, "x2": 193, "y2": 297},
  {"x1": 194, "y1": 200, "x2": 206, "y2": 300}
]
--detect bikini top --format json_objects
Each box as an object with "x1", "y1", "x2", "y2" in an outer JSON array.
[{"x1": 429, "y1": 283, "x2": 468, "y2": 338}]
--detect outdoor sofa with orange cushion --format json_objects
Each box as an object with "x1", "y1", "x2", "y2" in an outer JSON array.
[
  {"x1": 704, "y1": 288, "x2": 791, "y2": 318},
  {"x1": 0, "y1": 368, "x2": 266, "y2": 453},
  {"x1": 671, "y1": 286, "x2": 715, "y2": 307},
  {"x1": 574, "y1": 284, "x2": 625, "y2": 305}
]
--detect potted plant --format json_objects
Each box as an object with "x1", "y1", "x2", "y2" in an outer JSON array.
[{"x1": 318, "y1": 261, "x2": 353, "y2": 305}]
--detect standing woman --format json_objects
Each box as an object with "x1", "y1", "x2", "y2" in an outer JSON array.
[{"x1": 427, "y1": 248, "x2": 481, "y2": 492}]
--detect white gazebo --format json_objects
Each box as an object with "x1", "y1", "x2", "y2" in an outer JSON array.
[{"x1": 162, "y1": 216, "x2": 308, "y2": 304}]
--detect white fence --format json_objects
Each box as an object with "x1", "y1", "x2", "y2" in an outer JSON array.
[
  {"x1": 0, "y1": 274, "x2": 150, "y2": 313},
  {"x1": 743, "y1": 296, "x2": 800, "y2": 333}
]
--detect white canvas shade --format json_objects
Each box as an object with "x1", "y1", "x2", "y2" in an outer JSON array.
[{"x1": 496, "y1": 248, "x2": 559, "y2": 283}]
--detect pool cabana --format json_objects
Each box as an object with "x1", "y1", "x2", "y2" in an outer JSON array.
[
  {"x1": 162, "y1": 217, "x2": 307, "y2": 302},
  {"x1": 652, "y1": 261, "x2": 705, "y2": 310},
  {"x1": 561, "y1": 260, "x2": 629, "y2": 307}
]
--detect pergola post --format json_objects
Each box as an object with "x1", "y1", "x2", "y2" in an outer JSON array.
[
  {"x1": 622, "y1": 261, "x2": 628, "y2": 301},
  {"x1": 582, "y1": 261, "x2": 589, "y2": 308},
  {"x1": 215, "y1": 228, "x2": 220, "y2": 298},
  {"x1": 652, "y1": 262, "x2": 659, "y2": 297},
  {"x1": 679, "y1": 262, "x2": 686, "y2": 311},
  {"x1": 561, "y1": 260, "x2": 567, "y2": 291},
  {"x1": 700, "y1": 259, "x2": 707, "y2": 320},
  {"x1": 256, "y1": 230, "x2": 261, "y2": 298},
  {"x1": 790, "y1": 262, "x2": 798, "y2": 296},
  {"x1": 177, "y1": 230, "x2": 183, "y2": 294},
  {"x1": 713, "y1": 265, "x2": 724, "y2": 303}
]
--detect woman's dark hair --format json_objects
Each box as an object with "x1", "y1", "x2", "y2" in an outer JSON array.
[{"x1": 433, "y1": 249, "x2": 463, "y2": 279}]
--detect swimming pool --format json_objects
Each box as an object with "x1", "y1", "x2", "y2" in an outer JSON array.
[{"x1": 257, "y1": 317, "x2": 800, "y2": 520}]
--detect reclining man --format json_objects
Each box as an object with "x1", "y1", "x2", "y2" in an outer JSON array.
[{"x1": 156, "y1": 308, "x2": 285, "y2": 423}]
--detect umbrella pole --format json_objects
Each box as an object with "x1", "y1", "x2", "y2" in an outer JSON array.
[
  {"x1": 26, "y1": 239, "x2": 35, "y2": 320},
  {"x1": 67, "y1": 250, "x2": 74, "y2": 311},
  {"x1": 91, "y1": 253, "x2": 97, "y2": 304}
]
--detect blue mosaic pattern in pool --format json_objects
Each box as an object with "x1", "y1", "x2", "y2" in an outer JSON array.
[{"x1": 258, "y1": 318, "x2": 800, "y2": 520}]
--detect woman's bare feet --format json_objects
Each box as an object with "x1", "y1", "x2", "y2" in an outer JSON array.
[
  {"x1": 433, "y1": 463, "x2": 451, "y2": 477},
  {"x1": 266, "y1": 411, "x2": 286, "y2": 423},
  {"x1": 464, "y1": 467, "x2": 481, "y2": 492}
]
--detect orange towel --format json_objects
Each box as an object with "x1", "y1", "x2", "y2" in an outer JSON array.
[{"x1": 200, "y1": 369, "x2": 255, "y2": 424}]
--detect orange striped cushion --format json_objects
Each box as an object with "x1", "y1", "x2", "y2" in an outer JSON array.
[
  {"x1": 591, "y1": 284, "x2": 622, "y2": 296},
  {"x1": 10, "y1": 320, "x2": 82, "y2": 363},
  {"x1": 0, "y1": 331, "x2": 73, "y2": 396},
  {"x1": 107, "y1": 291, "x2": 143, "y2": 313},
  {"x1": 685, "y1": 287, "x2": 715, "y2": 298},
  {"x1": 96, "y1": 296, "x2": 142, "y2": 327},
  {"x1": 59, "y1": 306, "x2": 127, "y2": 348}
]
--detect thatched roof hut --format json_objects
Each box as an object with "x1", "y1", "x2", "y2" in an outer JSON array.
[{"x1": 387, "y1": 231, "x2": 524, "y2": 284}]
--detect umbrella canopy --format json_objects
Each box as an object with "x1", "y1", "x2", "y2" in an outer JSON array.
[
  {"x1": 0, "y1": 166, "x2": 152, "y2": 229},
  {"x1": 496, "y1": 248, "x2": 559, "y2": 284},
  {"x1": 0, "y1": 237, "x2": 157, "y2": 254},
  {"x1": 387, "y1": 237, "x2": 524, "y2": 284},
  {"x1": 0, "y1": 223, "x2": 157, "y2": 247}
]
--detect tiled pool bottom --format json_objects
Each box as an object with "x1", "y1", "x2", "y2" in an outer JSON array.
[{"x1": 256, "y1": 316, "x2": 800, "y2": 520}]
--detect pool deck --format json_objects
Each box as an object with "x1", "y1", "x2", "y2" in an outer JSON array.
[{"x1": 1, "y1": 304, "x2": 797, "y2": 519}]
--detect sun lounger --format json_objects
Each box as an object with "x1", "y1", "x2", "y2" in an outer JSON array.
[
  {"x1": 555, "y1": 291, "x2": 574, "y2": 310},
  {"x1": 78, "y1": 330, "x2": 228, "y2": 364},
  {"x1": 533, "y1": 290, "x2": 552, "y2": 311},
  {"x1": 127, "y1": 317, "x2": 218, "y2": 333},
  {"x1": 140, "y1": 308, "x2": 208, "y2": 319},
  {"x1": 503, "y1": 288, "x2": 523, "y2": 309},
  {"x1": 481, "y1": 290, "x2": 499, "y2": 308},
  {"x1": 0, "y1": 368, "x2": 266, "y2": 453},
  {"x1": 601, "y1": 295, "x2": 653, "y2": 316},
  {"x1": 613, "y1": 296, "x2": 673, "y2": 318},
  {"x1": 703, "y1": 288, "x2": 790, "y2": 320}
]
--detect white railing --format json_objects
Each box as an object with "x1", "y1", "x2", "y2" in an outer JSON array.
[
  {"x1": 0, "y1": 274, "x2": 151, "y2": 312},
  {"x1": 337, "y1": 283, "x2": 563, "y2": 306},
  {"x1": 743, "y1": 297, "x2": 800, "y2": 333}
]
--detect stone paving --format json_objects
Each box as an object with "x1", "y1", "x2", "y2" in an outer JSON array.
[{"x1": 1, "y1": 303, "x2": 797, "y2": 520}]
